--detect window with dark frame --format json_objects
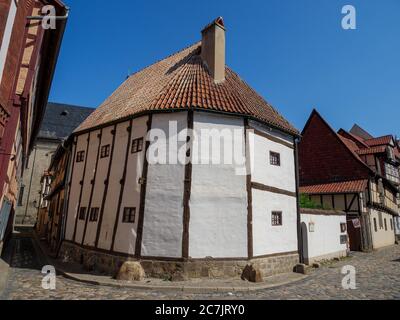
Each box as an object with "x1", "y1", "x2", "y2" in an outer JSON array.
[
  {"x1": 100, "y1": 145, "x2": 110, "y2": 158},
  {"x1": 122, "y1": 207, "x2": 136, "y2": 223},
  {"x1": 270, "y1": 152, "x2": 281, "y2": 166},
  {"x1": 271, "y1": 211, "x2": 282, "y2": 226},
  {"x1": 390, "y1": 218, "x2": 393, "y2": 231},
  {"x1": 373, "y1": 218, "x2": 378, "y2": 232},
  {"x1": 76, "y1": 151, "x2": 85, "y2": 163},
  {"x1": 89, "y1": 208, "x2": 100, "y2": 222},
  {"x1": 340, "y1": 223, "x2": 347, "y2": 233},
  {"x1": 131, "y1": 138, "x2": 144, "y2": 154},
  {"x1": 384, "y1": 218, "x2": 387, "y2": 231},
  {"x1": 78, "y1": 207, "x2": 86, "y2": 220}
]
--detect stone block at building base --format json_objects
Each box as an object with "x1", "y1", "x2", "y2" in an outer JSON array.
[
  {"x1": 241, "y1": 265, "x2": 263, "y2": 283},
  {"x1": 116, "y1": 261, "x2": 145, "y2": 281},
  {"x1": 294, "y1": 264, "x2": 308, "y2": 275}
]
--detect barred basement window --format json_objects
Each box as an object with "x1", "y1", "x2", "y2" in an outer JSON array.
[
  {"x1": 271, "y1": 211, "x2": 282, "y2": 226},
  {"x1": 122, "y1": 207, "x2": 136, "y2": 223},
  {"x1": 100, "y1": 145, "x2": 110, "y2": 158},
  {"x1": 76, "y1": 151, "x2": 85, "y2": 162},
  {"x1": 78, "y1": 207, "x2": 86, "y2": 220},
  {"x1": 131, "y1": 138, "x2": 144, "y2": 154},
  {"x1": 270, "y1": 152, "x2": 280, "y2": 166},
  {"x1": 89, "y1": 208, "x2": 99, "y2": 222},
  {"x1": 373, "y1": 218, "x2": 378, "y2": 232},
  {"x1": 340, "y1": 223, "x2": 347, "y2": 233}
]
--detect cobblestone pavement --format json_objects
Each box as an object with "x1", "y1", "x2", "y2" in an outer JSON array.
[{"x1": 1, "y1": 235, "x2": 400, "y2": 300}]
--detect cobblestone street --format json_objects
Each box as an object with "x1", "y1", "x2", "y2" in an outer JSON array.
[{"x1": 1, "y1": 235, "x2": 400, "y2": 300}]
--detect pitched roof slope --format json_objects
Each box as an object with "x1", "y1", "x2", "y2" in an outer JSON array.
[
  {"x1": 75, "y1": 43, "x2": 298, "y2": 135},
  {"x1": 39, "y1": 102, "x2": 94, "y2": 140}
]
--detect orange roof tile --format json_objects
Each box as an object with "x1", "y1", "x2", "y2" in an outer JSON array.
[
  {"x1": 75, "y1": 43, "x2": 298, "y2": 135},
  {"x1": 300, "y1": 179, "x2": 368, "y2": 194},
  {"x1": 364, "y1": 135, "x2": 393, "y2": 147},
  {"x1": 355, "y1": 146, "x2": 387, "y2": 155}
]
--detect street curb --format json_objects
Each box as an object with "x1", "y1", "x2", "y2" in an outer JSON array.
[{"x1": 32, "y1": 233, "x2": 308, "y2": 293}]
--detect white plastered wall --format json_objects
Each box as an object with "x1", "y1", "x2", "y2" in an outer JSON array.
[
  {"x1": 252, "y1": 189, "x2": 298, "y2": 256},
  {"x1": 189, "y1": 112, "x2": 248, "y2": 258},
  {"x1": 65, "y1": 134, "x2": 87, "y2": 240},
  {"x1": 113, "y1": 116, "x2": 148, "y2": 255},
  {"x1": 74, "y1": 129, "x2": 101, "y2": 244},
  {"x1": 141, "y1": 112, "x2": 187, "y2": 258},
  {"x1": 369, "y1": 208, "x2": 395, "y2": 249},
  {"x1": 301, "y1": 213, "x2": 347, "y2": 262},
  {"x1": 82, "y1": 126, "x2": 115, "y2": 247},
  {"x1": 97, "y1": 121, "x2": 130, "y2": 250},
  {"x1": 249, "y1": 120, "x2": 296, "y2": 193}
]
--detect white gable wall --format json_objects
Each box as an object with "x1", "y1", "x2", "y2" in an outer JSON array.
[
  {"x1": 249, "y1": 121, "x2": 296, "y2": 193},
  {"x1": 252, "y1": 190, "x2": 298, "y2": 256},
  {"x1": 97, "y1": 121, "x2": 131, "y2": 250},
  {"x1": 74, "y1": 129, "x2": 101, "y2": 244},
  {"x1": 141, "y1": 112, "x2": 187, "y2": 258},
  {"x1": 65, "y1": 134, "x2": 87, "y2": 240},
  {"x1": 113, "y1": 116, "x2": 148, "y2": 255},
  {"x1": 189, "y1": 112, "x2": 248, "y2": 258},
  {"x1": 82, "y1": 126, "x2": 115, "y2": 247}
]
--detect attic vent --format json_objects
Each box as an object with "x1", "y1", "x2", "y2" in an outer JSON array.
[{"x1": 60, "y1": 110, "x2": 69, "y2": 116}]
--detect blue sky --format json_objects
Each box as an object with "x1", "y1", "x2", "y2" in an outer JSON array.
[{"x1": 49, "y1": 0, "x2": 400, "y2": 137}]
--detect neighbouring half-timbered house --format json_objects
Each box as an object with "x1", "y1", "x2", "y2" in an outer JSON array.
[
  {"x1": 0, "y1": 0, "x2": 68, "y2": 253},
  {"x1": 299, "y1": 110, "x2": 399, "y2": 252},
  {"x1": 58, "y1": 18, "x2": 301, "y2": 280}
]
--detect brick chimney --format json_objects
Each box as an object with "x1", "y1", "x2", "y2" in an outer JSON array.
[{"x1": 201, "y1": 17, "x2": 226, "y2": 83}]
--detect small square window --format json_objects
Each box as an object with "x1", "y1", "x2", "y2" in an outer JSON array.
[
  {"x1": 89, "y1": 208, "x2": 99, "y2": 222},
  {"x1": 122, "y1": 207, "x2": 136, "y2": 223},
  {"x1": 270, "y1": 152, "x2": 280, "y2": 166},
  {"x1": 100, "y1": 145, "x2": 110, "y2": 158},
  {"x1": 272, "y1": 211, "x2": 282, "y2": 226},
  {"x1": 340, "y1": 223, "x2": 347, "y2": 233},
  {"x1": 76, "y1": 151, "x2": 85, "y2": 163},
  {"x1": 131, "y1": 138, "x2": 144, "y2": 154},
  {"x1": 78, "y1": 207, "x2": 86, "y2": 220}
]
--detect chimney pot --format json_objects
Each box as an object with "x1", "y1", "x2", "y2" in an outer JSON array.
[{"x1": 201, "y1": 17, "x2": 226, "y2": 83}]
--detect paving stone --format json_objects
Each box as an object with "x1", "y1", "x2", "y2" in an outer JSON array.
[{"x1": 1, "y1": 235, "x2": 400, "y2": 300}]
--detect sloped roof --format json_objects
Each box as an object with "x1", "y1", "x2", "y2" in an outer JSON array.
[
  {"x1": 39, "y1": 102, "x2": 94, "y2": 140},
  {"x1": 355, "y1": 146, "x2": 387, "y2": 155},
  {"x1": 364, "y1": 135, "x2": 393, "y2": 147},
  {"x1": 75, "y1": 42, "x2": 298, "y2": 135},
  {"x1": 350, "y1": 124, "x2": 373, "y2": 140},
  {"x1": 300, "y1": 179, "x2": 368, "y2": 194}
]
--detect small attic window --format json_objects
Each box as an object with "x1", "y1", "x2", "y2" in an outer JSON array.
[{"x1": 60, "y1": 110, "x2": 69, "y2": 116}]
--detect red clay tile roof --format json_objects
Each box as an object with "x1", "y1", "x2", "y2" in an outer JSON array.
[
  {"x1": 75, "y1": 43, "x2": 298, "y2": 135},
  {"x1": 364, "y1": 135, "x2": 393, "y2": 147},
  {"x1": 300, "y1": 179, "x2": 368, "y2": 194},
  {"x1": 355, "y1": 146, "x2": 387, "y2": 155}
]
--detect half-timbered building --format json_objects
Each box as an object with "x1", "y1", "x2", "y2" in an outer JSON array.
[
  {"x1": 58, "y1": 18, "x2": 301, "y2": 280},
  {"x1": 299, "y1": 110, "x2": 399, "y2": 251}
]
